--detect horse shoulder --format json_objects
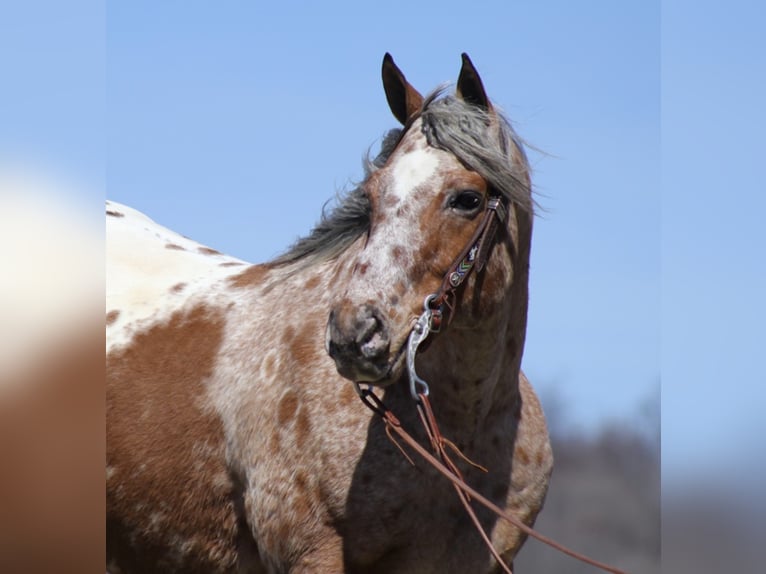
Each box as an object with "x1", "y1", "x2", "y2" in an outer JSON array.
[{"x1": 106, "y1": 202, "x2": 259, "y2": 572}]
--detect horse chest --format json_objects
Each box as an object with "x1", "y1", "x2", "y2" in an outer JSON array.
[
  {"x1": 338, "y1": 442, "x2": 512, "y2": 573},
  {"x1": 250, "y1": 458, "x2": 499, "y2": 573}
]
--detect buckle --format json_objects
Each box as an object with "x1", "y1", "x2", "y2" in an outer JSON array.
[{"x1": 487, "y1": 196, "x2": 506, "y2": 223}]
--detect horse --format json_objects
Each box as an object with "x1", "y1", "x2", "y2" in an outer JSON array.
[{"x1": 106, "y1": 53, "x2": 553, "y2": 574}]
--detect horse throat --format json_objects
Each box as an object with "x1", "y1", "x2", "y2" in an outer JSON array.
[{"x1": 415, "y1": 309, "x2": 524, "y2": 437}]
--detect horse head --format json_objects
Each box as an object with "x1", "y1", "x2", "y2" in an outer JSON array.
[{"x1": 326, "y1": 54, "x2": 533, "y2": 387}]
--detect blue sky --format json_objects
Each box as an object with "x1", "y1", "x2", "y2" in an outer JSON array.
[
  {"x1": 662, "y1": 1, "x2": 766, "y2": 485},
  {"x1": 2, "y1": 1, "x2": 764, "y2": 483}
]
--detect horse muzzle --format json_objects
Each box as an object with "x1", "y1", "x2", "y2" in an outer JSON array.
[{"x1": 326, "y1": 303, "x2": 392, "y2": 382}]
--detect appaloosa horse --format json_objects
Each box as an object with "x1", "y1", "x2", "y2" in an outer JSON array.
[{"x1": 107, "y1": 54, "x2": 553, "y2": 573}]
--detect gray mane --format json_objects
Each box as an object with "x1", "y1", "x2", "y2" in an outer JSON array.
[
  {"x1": 420, "y1": 92, "x2": 533, "y2": 212},
  {"x1": 268, "y1": 129, "x2": 400, "y2": 269},
  {"x1": 270, "y1": 91, "x2": 531, "y2": 269}
]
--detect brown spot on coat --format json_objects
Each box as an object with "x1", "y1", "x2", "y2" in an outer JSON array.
[
  {"x1": 304, "y1": 275, "x2": 320, "y2": 290},
  {"x1": 106, "y1": 210, "x2": 125, "y2": 218},
  {"x1": 390, "y1": 245, "x2": 405, "y2": 263},
  {"x1": 382, "y1": 192, "x2": 400, "y2": 208},
  {"x1": 165, "y1": 243, "x2": 186, "y2": 251},
  {"x1": 289, "y1": 323, "x2": 319, "y2": 366},
  {"x1": 106, "y1": 304, "x2": 240, "y2": 572},
  {"x1": 268, "y1": 431, "x2": 280, "y2": 456},
  {"x1": 339, "y1": 384, "x2": 356, "y2": 406},
  {"x1": 295, "y1": 407, "x2": 311, "y2": 448},
  {"x1": 292, "y1": 489, "x2": 311, "y2": 517},
  {"x1": 281, "y1": 326, "x2": 296, "y2": 348},
  {"x1": 198, "y1": 246, "x2": 222, "y2": 256},
  {"x1": 228, "y1": 264, "x2": 269, "y2": 288},
  {"x1": 219, "y1": 261, "x2": 244, "y2": 267},
  {"x1": 170, "y1": 282, "x2": 187, "y2": 293},
  {"x1": 295, "y1": 472, "x2": 309, "y2": 494},
  {"x1": 277, "y1": 391, "x2": 298, "y2": 425},
  {"x1": 274, "y1": 522, "x2": 291, "y2": 549},
  {"x1": 514, "y1": 446, "x2": 530, "y2": 465},
  {"x1": 106, "y1": 310, "x2": 120, "y2": 326},
  {"x1": 397, "y1": 137, "x2": 419, "y2": 155}
]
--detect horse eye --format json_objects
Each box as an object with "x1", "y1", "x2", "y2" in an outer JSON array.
[{"x1": 449, "y1": 190, "x2": 483, "y2": 213}]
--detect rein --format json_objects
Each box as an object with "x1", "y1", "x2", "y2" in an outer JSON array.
[{"x1": 353, "y1": 195, "x2": 628, "y2": 574}]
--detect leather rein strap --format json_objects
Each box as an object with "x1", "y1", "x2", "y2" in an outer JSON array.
[
  {"x1": 353, "y1": 195, "x2": 628, "y2": 574},
  {"x1": 356, "y1": 388, "x2": 627, "y2": 574}
]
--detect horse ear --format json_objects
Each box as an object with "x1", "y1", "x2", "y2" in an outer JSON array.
[
  {"x1": 382, "y1": 53, "x2": 424, "y2": 125},
  {"x1": 457, "y1": 53, "x2": 492, "y2": 111}
]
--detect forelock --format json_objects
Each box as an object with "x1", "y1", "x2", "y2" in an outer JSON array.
[{"x1": 420, "y1": 92, "x2": 533, "y2": 213}]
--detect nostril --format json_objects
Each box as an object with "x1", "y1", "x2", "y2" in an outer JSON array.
[
  {"x1": 357, "y1": 306, "x2": 390, "y2": 359},
  {"x1": 327, "y1": 337, "x2": 339, "y2": 359},
  {"x1": 360, "y1": 330, "x2": 388, "y2": 359},
  {"x1": 356, "y1": 314, "x2": 380, "y2": 346}
]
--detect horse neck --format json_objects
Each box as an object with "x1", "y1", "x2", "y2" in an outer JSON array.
[{"x1": 416, "y1": 215, "x2": 531, "y2": 438}]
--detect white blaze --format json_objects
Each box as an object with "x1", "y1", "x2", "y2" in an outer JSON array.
[{"x1": 389, "y1": 146, "x2": 440, "y2": 202}]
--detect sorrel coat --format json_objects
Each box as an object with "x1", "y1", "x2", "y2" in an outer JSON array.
[{"x1": 106, "y1": 54, "x2": 552, "y2": 574}]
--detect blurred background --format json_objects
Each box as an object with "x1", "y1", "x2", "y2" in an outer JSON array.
[{"x1": 2, "y1": 1, "x2": 764, "y2": 572}]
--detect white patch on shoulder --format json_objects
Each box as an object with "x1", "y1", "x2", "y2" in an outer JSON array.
[
  {"x1": 389, "y1": 146, "x2": 440, "y2": 202},
  {"x1": 106, "y1": 201, "x2": 246, "y2": 352}
]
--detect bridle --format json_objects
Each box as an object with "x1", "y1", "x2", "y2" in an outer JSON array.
[
  {"x1": 406, "y1": 192, "x2": 506, "y2": 400},
  {"x1": 352, "y1": 191, "x2": 628, "y2": 574}
]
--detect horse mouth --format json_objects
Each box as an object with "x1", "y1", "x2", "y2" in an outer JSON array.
[
  {"x1": 329, "y1": 334, "x2": 408, "y2": 387},
  {"x1": 326, "y1": 305, "x2": 413, "y2": 386},
  {"x1": 352, "y1": 336, "x2": 409, "y2": 387},
  {"x1": 386, "y1": 338, "x2": 410, "y2": 380}
]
